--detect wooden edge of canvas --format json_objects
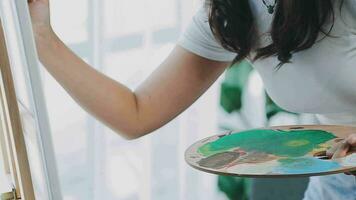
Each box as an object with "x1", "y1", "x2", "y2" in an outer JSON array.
[
  {"x1": 0, "y1": 103, "x2": 10, "y2": 174},
  {"x1": 0, "y1": 18, "x2": 35, "y2": 200}
]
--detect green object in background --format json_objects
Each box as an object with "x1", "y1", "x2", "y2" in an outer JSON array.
[
  {"x1": 220, "y1": 60, "x2": 252, "y2": 113},
  {"x1": 218, "y1": 60, "x2": 297, "y2": 200},
  {"x1": 219, "y1": 60, "x2": 253, "y2": 199},
  {"x1": 220, "y1": 60, "x2": 291, "y2": 119},
  {"x1": 265, "y1": 94, "x2": 295, "y2": 119},
  {"x1": 218, "y1": 176, "x2": 251, "y2": 200}
]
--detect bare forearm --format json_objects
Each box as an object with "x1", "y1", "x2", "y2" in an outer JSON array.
[
  {"x1": 36, "y1": 30, "x2": 142, "y2": 138},
  {"x1": 29, "y1": 0, "x2": 228, "y2": 140}
]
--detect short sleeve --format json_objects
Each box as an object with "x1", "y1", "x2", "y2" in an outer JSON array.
[{"x1": 177, "y1": 6, "x2": 237, "y2": 62}]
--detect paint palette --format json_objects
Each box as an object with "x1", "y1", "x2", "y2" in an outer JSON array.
[{"x1": 185, "y1": 125, "x2": 356, "y2": 177}]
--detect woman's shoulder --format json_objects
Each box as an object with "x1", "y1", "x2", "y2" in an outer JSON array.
[{"x1": 177, "y1": 3, "x2": 237, "y2": 62}]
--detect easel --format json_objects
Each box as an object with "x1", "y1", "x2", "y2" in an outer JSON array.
[
  {"x1": 0, "y1": 0, "x2": 62, "y2": 199},
  {"x1": 0, "y1": 19, "x2": 35, "y2": 199}
]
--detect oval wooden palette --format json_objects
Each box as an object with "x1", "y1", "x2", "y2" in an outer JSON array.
[{"x1": 185, "y1": 125, "x2": 356, "y2": 178}]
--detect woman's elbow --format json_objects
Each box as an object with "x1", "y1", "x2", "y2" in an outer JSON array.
[
  {"x1": 122, "y1": 131, "x2": 145, "y2": 140},
  {"x1": 107, "y1": 117, "x2": 161, "y2": 140},
  {"x1": 114, "y1": 126, "x2": 153, "y2": 140}
]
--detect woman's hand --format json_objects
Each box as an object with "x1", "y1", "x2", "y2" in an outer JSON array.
[
  {"x1": 328, "y1": 134, "x2": 356, "y2": 158},
  {"x1": 327, "y1": 133, "x2": 356, "y2": 175},
  {"x1": 28, "y1": 0, "x2": 52, "y2": 36}
]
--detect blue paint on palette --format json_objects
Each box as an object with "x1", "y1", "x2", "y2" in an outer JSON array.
[{"x1": 274, "y1": 157, "x2": 341, "y2": 174}]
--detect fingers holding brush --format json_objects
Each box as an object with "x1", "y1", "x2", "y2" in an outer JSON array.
[
  {"x1": 328, "y1": 134, "x2": 356, "y2": 159},
  {"x1": 328, "y1": 134, "x2": 356, "y2": 176}
]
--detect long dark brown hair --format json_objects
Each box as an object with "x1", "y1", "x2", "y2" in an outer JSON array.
[{"x1": 208, "y1": 0, "x2": 337, "y2": 67}]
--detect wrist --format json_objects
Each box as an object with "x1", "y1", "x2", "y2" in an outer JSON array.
[
  {"x1": 34, "y1": 27, "x2": 60, "y2": 49},
  {"x1": 33, "y1": 26, "x2": 57, "y2": 46},
  {"x1": 33, "y1": 27, "x2": 61, "y2": 61}
]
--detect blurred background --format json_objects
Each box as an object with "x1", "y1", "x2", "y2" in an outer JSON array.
[
  {"x1": 40, "y1": 0, "x2": 316, "y2": 199},
  {"x1": 47, "y1": 0, "x2": 223, "y2": 199}
]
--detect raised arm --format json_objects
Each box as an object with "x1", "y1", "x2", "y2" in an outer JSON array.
[{"x1": 30, "y1": 0, "x2": 229, "y2": 139}]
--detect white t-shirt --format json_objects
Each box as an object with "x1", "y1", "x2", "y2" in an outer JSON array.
[
  {"x1": 178, "y1": 1, "x2": 356, "y2": 200},
  {"x1": 178, "y1": 0, "x2": 356, "y2": 122}
]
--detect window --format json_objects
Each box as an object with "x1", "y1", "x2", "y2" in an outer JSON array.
[{"x1": 46, "y1": 0, "x2": 224, "y2": 199}]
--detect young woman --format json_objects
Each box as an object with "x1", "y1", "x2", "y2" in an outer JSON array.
[{"x1": 29, "y1": 0, "x2": 356, "y2": 199}]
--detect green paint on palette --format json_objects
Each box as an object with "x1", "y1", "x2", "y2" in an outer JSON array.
[
  {"x1": 274, "y1": 158, "x2": 341, "y2": 174},
  {"x1": 198, "y1": 129, "x2": 336, "y2": 157}
]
